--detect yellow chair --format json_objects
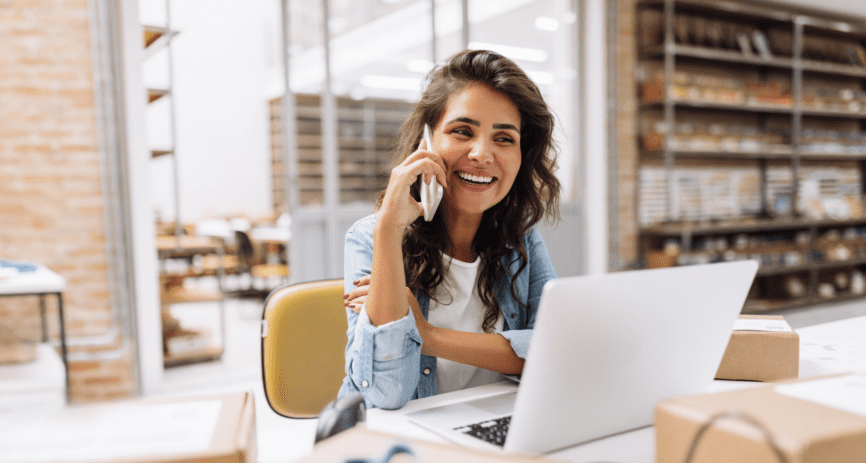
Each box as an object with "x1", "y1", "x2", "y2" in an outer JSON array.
[{"x1": 261, "y1": 279, "x2": 348, "y2": 418}]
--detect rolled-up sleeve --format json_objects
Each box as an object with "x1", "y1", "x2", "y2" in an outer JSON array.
[
  {"x1": 496, "y1": 228, "x2": 557, "y2": 360},
  {"x1": 338, "y1": 216, "x2": 423, "y2": 410}
]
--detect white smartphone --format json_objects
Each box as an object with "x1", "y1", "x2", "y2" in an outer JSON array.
[{"x1": 420, "y1": 125, "x2": 443, "y2": 221}]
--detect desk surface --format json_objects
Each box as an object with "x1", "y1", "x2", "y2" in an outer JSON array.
[
  {"x1": 249, "y1": 226, "x2": 291, "y2": 243},
  {"x1": 363, "y1": 315, "x2": 866, "y2": 463},
  {"x1": 0, "y1": 265, "x2": 65, "y2": 295}
]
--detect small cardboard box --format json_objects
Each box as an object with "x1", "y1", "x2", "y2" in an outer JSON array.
[
  {"x1": 655, "y1": 375, "x2": 866, "y2": 463},
  {"x1": 297, "y1": 425, "x2": 562, "y2": 462},
  {"x1": 715, "y1": 315, "x2": 799, "y2": 382}
]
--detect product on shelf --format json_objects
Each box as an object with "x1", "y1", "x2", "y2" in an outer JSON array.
[{"x1": 637, "y1": 0, "x2": 866, "y2": 311}]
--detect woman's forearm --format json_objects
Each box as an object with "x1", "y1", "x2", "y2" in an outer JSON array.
[
  {"x1": 366, "y1": 221, "x2": 410, "y2": 326},
  {"x1": 425, "y1": 328, "x2": 525, "y2": 375}
]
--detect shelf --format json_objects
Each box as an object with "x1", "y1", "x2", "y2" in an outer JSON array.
[
  {"x1": 639, "y1": 0, "x2": 795, "y2": 23},
  {"x1": 142, "y1": 25, "x2": 178, "y2": 59},
  {"x1": 642, "y1": 148, "x2": 866, "y2": 160},
  {"x1": 156, "y1": 235, "x2": 222, "y2": 256},
  {"x1": 163, "y1": 345, "x2": 223, "y2": 368},
  {"x1": 160, "y1": 287, "x2": 222, "y2": 305},
  {"x1": 143, "y1": 25, "x2": 169, "y2": 49},
  {"x1": 641, "y1": 98, "x2": 794, "y2": 114},
  {"x1": 643, "y1": 148, "x2": 794, "y2": 159},
  {"x1": 151, "y1": 148, "x2": 174, "y2": 158},
  {"x1": 643, "y1": 44, "x2": 794, "y2": 69},
  {"x1": 147, "y1": 88, "x2": 169, "y2": 104},
  {"x1": 643, "y1": 45, "x2": 866, "y2": 78},
  {"x1": 641, "y1": 217, "x2": 866, "y2": 236}
]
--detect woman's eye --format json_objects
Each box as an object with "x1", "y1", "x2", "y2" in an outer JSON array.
[
  {"x1": 496, "y1": 136, "x2": 515, "y2": 145},
  {"x1": 452, "y1": 128, "x2": 472, "y2": 137}
]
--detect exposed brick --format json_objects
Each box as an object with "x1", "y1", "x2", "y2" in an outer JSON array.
[{"x1": 1, "y1": 0, "x2": 135, "y2": 402}]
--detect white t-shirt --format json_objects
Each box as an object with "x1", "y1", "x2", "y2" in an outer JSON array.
[{"x1": 427, "y1": 254, "x2": 505, "y2": 394}]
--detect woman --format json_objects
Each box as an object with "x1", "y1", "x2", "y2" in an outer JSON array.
[{"x1": 340, "y1": 49, "x2": 561, "y2": 410}]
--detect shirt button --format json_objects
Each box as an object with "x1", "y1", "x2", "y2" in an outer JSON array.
[
  {"x1": 510, "y1": 313, "x2": 517, "y2": 319},
  {"x1": 423, "y1": 368, "x2": 431, "y2": 375},
  {"x1": 361, "y1": 380, "x2": 369, "y2": 388}
]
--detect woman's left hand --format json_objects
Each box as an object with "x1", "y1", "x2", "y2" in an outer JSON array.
[
  {"x1": 345, "y1": 278, "x2": 432, "y2": 348},
  {"x1": 344, "y1": 275, "x2": 371, "y2": 313}
]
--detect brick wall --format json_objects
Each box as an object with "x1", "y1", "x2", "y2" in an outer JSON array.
[
  {"x1": 611, "y1": 0, "x2": 641, "y2": 270},
  {"x1": 0, "y1": 0, "x2": 136, "y2": 402}
]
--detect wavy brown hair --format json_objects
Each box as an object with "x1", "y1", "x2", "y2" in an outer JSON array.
[{"x1": 379, "y1": 49, "x2": 561, "y2": 332}]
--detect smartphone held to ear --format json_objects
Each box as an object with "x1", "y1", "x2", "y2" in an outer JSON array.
[{"x1": 420, "y1": 124, "x2": 443, "y2": 221}]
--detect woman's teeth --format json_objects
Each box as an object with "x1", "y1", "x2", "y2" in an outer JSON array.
[{"x1": 457, "y1": 172, "x2": 494, "y2": 185}]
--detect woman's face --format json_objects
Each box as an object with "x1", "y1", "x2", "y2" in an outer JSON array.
[{"x1": 431, "y1": 84, "x2": 522, "y2": 219}]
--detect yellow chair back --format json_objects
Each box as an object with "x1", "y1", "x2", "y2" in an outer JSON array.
[{"x1": 261, "y1": 279, "x2": 347, "y2": 418}]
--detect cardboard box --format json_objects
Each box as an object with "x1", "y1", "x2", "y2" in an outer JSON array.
[
  {"x1": 130, "y1": 391, "x2": 258, "y2": 463},
  {"x1": 0, "y1": 391, "x2": 257, "y2": 463},
  {"x1": 297, "y1": 425, "x2": 561, "y2": 462},
  {"x1": 715, "y1": 315, "x2": 799, "y2": 382},
  {"x1": 655, "y1": 375, "x2": 866, "y2": 463}
]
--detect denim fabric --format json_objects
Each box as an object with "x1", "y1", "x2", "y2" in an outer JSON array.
[{"x1": 338, "y1": 214, "x2": 557, "y2": 410}]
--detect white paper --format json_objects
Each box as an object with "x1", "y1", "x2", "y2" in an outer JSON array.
[
  {"x1": 775, "y1": 374, "x2": 866, "y2": 417},
  {"x1": 0, "y1": 400, "x2": 223, "y2": 463},
  {"x1": 733, "y1": 318, "x2": 793, "y2": 332},
  {"x1": 800, "y1": 339, "x2": 866, "y2": 374}
]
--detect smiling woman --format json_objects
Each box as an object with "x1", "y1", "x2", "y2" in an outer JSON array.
[{"x1": 338, "y1": 49, "x2": 562, "y2": 410}]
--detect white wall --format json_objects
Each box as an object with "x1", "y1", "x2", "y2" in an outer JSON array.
[{"x1": 141, "y1": 0, "x2": 276, "y2": 223}]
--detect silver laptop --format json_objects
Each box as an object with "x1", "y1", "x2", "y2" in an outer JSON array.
[{"x1": 406, "y1": 260, "x2": 759, "y2": 454}]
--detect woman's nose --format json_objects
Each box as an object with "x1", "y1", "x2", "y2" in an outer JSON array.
[{"x1": 468, "y1": 140, "x2": 493, "y2": 164}]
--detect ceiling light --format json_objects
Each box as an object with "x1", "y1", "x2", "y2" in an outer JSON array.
[
  {"x1": 535, "y1": 17, "x2": 559, "y2": 31},
  {"x1": 406, "y1": 59, "x2": 434, "y2": 73},
  {"x1": 468, "y1": 41, "x2": 548, "y2": 63},
  {"x1": 359, "y1": 74, "x2": 422, "y2": 91}
]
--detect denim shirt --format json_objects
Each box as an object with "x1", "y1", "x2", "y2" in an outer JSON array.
[{"x1": 338, "y1": 214, "x2": 557, "y2": 410}]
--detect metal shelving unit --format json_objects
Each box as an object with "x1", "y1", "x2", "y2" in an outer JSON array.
[
  {"x1": 637, "y1": 0, "x2": 866, "y2": 312},
  {"x1": 142, "y1": 7, "x2": 227, "y2": 367}
]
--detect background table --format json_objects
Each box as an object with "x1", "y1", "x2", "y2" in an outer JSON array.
[{"x1": 0, "y1": 265, "x2": 67, "y2": 402}]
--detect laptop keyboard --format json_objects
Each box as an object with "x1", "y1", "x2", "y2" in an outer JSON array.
[{"x1": 454, "y1": 416, "x2": 511, "y2": 447}]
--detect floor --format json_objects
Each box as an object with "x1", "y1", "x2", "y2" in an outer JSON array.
[{"x1": 148, "y1": 293, "x2": 866, "y2": 462}]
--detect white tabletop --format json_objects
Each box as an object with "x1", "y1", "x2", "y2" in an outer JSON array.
[
  {"x1": 0, "y1": 265, "x2": 65, "y2": 295},
  {"x1": 250, "y1": 227, "x2": 291, "y2": 243},
  {"x1": 363, "y1": 316, "x2": 866, "y2": 463}
]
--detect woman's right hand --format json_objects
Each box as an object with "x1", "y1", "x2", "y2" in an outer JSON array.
[{"x1": 377, "y1": 138, "x2": 448, "y2": 230}]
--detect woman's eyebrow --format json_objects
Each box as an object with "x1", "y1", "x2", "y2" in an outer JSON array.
[
  {"x1": 493, "y1": 123, "x2": 520, "y2": 133},
  {"x1": 446, "y1": 116, "x2": 480, "y2": 126},
  {"x1": 445, "y1": 117, "x2": 520, "y2": 134}
]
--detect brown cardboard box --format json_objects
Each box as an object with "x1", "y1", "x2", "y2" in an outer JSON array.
[
  {"x1": 297, "y1": 425, "x2": 560, "y2": 462},
  {"x1": 5, "y1": 391, "x2": 257, "y2": 463},
  {"x1": 128, "y1": 391, "x2": 258, "y2": 463},
  {"x1": 715, "y1": 315, "x2": 799, "y2": 382},
  {"x1": 655, "y1": 375, "x2": 866, "y2": 463}
]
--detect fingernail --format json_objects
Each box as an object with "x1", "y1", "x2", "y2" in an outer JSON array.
[
  {"x1": 352, "y1": 279, "x2": 359, "y2": 285},
  {"x1": 343, "y1": 294, "x2": 348, "y2": 299}
]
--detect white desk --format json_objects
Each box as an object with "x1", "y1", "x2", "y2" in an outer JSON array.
[
  {"x1": 0, "y1": 265, "x2": 68, "y2": 402},
  {"x1": 361, "y1": 315, "x2": 866, "y2": 463}
]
